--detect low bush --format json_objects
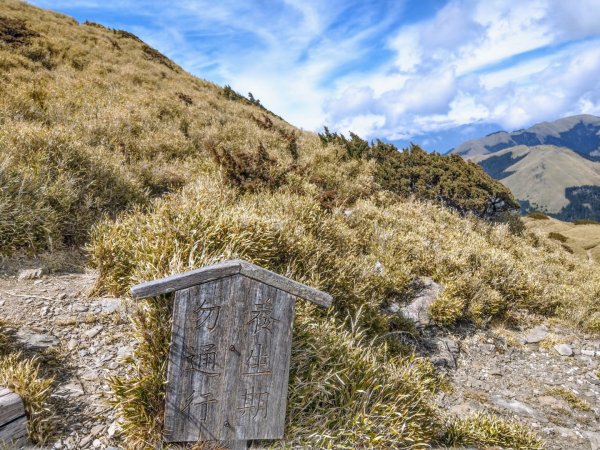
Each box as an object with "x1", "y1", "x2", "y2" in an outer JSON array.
[
  {"x1": 574, "y1": 219, "x2": 600, "y2": 225},
  {"x1": 527, "y1": 211, "x2": 550, "y2": 220},
  {"x1": 548, "y1": 232, "x2": 568, "y2": 243}
]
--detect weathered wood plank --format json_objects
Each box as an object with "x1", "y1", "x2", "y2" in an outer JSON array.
[
  {"x1": 0, "y1": 388, "x2": 25, "y2": 427},
  {"x1": 238, "y1": 261, "x2": 332, "y2": 307},
  {"x1": 131, "y1": 259, "x2": 332, "y2": 307},
  {"x1": 164, "y1": 275, "x2": 296, "y2": 442},
  {"x1": 0, "y1": 416, "x2": 28, "y2": 445},
  {"x1": 0, "y1": 386, "x2": 27, "y2": 448},
  {"x1": 131, "y1": 260, "x2": 241, "y2": 300}
]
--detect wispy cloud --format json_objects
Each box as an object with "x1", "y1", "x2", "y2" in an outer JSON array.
[
  {"x1": 29, "y1": 0, "x2": 600, "y2": 148},
  {"x1": 325, "y1": 0, "x2": 600, "y2": 148}
]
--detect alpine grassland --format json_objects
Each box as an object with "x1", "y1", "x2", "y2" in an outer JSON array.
[{"x1": 3, "y1": 1, "x2": 599, "y2": 448}]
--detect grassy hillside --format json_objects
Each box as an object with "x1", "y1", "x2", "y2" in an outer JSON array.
[
  {"x1": 524, "y1": 214, "x2": 600, "y2": 262},
  {"x1": 473, "y1": 145, "x2": 600, "y2": 217},
  {"x1": 2, "y1": 1, "x2": 600, "y2": 449}
]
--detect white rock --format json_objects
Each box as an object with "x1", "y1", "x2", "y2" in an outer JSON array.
[
  {"x1": 401, "y1": 277, "x2": 444, "y2": 326},
  {"x1": 585, "y1": 431, "x2": 600, "y2": 450},
  {"x1": 97, "y1": 298, "x2": 121, "y2": 314},
  {"x1": 582, "y1": 349, "x2": 596, "y2": 357},
  {"x1": 491, "y1": 397, "x2": 540, "y2": 418},
  {"x1": 85, "y1": 325, "x2": 104, "y2": 339},
  {"x1": 554, "y1": 343, "x2": 574, "y2": 356},
  {"x1": 67, "y1": 339, "x2": 78, "y2": 351},
  {"x1": 92, "y1": 439, "x2": 102, "y2": 448},
  {"x1": 81, "y1": 370, "x2": 99, "y2": 381},
  {"x1": 522, "y1": 325, "x2": 548, "y2": 344},
  {"x1": 107, "y1": 421, "x2": 119, "y2": 437}
]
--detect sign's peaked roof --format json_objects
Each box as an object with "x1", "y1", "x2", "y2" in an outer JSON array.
[{"x1": 131, "y1": 259, "x2": 332, "y2": 307}]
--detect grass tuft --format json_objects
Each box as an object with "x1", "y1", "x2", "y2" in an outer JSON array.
[
  {"x1": 546, "y1": 387, "x2": 592, "y2": 412},
  {"x1": 443, "y1": 412, "x2": 544, "y2": 449},
  {"x1": 0, "y1": 352, "x2": 56, "y2": 444}
]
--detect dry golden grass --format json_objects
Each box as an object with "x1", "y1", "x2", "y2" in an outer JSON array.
[
  {"x1": 524, "y1": 216, "x2": 600, "y2": 262},
  {"x1": 2, "y1": 1, "x2": 597, "y2": 448},
  {"x1": 0, "y1": 352, "x2": 56, "y2": 444}
]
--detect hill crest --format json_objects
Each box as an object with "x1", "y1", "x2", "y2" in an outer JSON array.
[{"x1": 451, "y1": 114, "x2": 600, "y2": 160}]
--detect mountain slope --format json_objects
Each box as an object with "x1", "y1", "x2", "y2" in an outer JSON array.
[
  {"x1": 452, "y1": 114, "x2": 600, "y2": 161},
  {"x1": 452, "y1": 115, "x2": 600, "y2": 220},
  {"x1": 473, "y1": 145, "x2": 600, "y2": 214},
  {"x1": 0, "y1": 0, "x2": 516, "y2": 255},
  {"x1": 3, "y1": 2, "x2": 600, "y2": 450}
]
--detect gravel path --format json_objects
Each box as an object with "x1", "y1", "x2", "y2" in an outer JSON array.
[
  {"x1": 432, "y1": 325, "x2": 600, "y2": 449},
  {"x1": 0, "y1": 269, "x2": 130, "y2": 449}
]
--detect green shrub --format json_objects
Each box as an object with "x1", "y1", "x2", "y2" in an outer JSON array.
[
  {"x1": 527, "y1": 211, "x2": 550, "y2": 220},
  {"x1": 548, "y1": 232, "x2": 568, "y2": 243},
  {"x1": 573, "y1": 219, "x2": 600, "y2": 225}
]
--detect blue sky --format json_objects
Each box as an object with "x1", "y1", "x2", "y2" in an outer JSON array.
[{"x1": 30, "y1": 0, "x2": 600, "y2": 152}]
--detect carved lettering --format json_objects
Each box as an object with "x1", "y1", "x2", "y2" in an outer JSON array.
[
  {"x1": 185, "y1": 344, "x2": 221, "y2": 376},
  {"x1": 247, "y1": 298, "x2": 279, "y2": 335},
  {"x1": 238, "y1": 387, "x2": 269, "y2": 419},
  {"x1": 194, "y1": 392, "x2": 217, "y2": 421},
  {"x1": 244, "y1": 344, "x2": 271, "y2": 375},
  {"x1": 195, "y1": 299, "x2": 221, "y2": 331}
]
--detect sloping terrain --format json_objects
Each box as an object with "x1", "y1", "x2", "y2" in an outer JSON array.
[
  {"x1": 524, "y1": 215, "x2": 600, "y2": 263},
  {"x1": 1, "y1": 1, "x2": 600, "y2": 449},
  {"x1": 451, "y1": 114, "x2": 600, "y2": 160},
  {"x1": 473, "y1": 145, "x2": 600, "y2": 216},
  {"x1": 452, "y1": 116, "x2": 600, "y2": 220}
]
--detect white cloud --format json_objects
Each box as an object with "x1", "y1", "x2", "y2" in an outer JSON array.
[{"x1": 325, "y1": 0, "x2": 600, "y2": 142}]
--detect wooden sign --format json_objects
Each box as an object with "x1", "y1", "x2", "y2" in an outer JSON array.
[
  {"x1": 132, "y1": 260, "x2": 332, "y2": 447},
  {"x1": 0, "y1": 386, "x2": 28, "y2": 447}
]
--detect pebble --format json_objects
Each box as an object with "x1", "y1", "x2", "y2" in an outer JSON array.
[
  {"x1": 68, "y1": 338, "x2": 78, "y2": 351},
  {"x1": 79, "y1": 435, "x2": 92, "y2": 447},
  {"x1": 85, "y1": 325, "x2": 104, "y2": 339},
  {"x1": 90, "y1": 424, "x2": 104, "y2": 436}
]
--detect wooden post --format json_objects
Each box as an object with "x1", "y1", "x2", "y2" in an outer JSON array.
[
  {"x1": 0, "y1": 387, "x2": 28, "y2": 447},
  {"x1": 132, "y1": 260, "x2": 332, "y2": 447}
]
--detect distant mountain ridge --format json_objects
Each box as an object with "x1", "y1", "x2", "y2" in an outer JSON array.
[
  {"x1": 451, "y1": 115, "x2": 600, "y2": 221},
  {"x1": 451, "y1": 114, "x2": 600, "y2": 161}
]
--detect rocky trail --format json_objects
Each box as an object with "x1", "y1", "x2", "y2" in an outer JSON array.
[
  {"x1": 1, "y1": 263, "x2": 600, "y2": 449},
  {"x1": 0, "y1": 263, "x2": 131, "y2": 449},
  {"x1": 429, "y1": 324, "x2": 600, "y2": 450}
]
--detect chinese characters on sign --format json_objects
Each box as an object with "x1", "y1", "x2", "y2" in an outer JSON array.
[{"x1": 133, "y1": 260, "x2": 332, "y2": 445}]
